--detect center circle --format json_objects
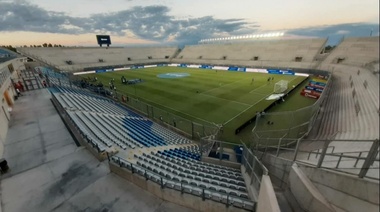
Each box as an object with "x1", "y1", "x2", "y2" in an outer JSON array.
[{"x1": 157, "y1": 73, "x2": 190, "y2": 79}]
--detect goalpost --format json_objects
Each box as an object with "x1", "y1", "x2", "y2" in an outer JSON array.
[{"x1": 274, "y1": 80, "x2": 288, "y2": 94}]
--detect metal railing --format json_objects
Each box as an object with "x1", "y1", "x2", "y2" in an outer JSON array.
[
  {"x1": 251, "y1": 73, "x2": 332, "y2": 146},
  {"x1": 255, "y1": 138, "x2": 379, "y2": 180},
  {"x1": 242, "y1": 144, "x2": 268, "y2": 191}
]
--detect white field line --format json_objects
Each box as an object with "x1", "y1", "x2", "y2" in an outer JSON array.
[
  {"x1": 249, "y1": 76, "x2": 301, "y2": 94},
  {"x1": 223, "y1": 76, "x2": 303, "y2": 125},
  {"x1": 145, "y1": 99, "x2": 214, "y2": 125},
  {"x1": 249, "y1": 83, "x2": 269, "y2": 93},
  {"x1": 223, "y1": 94, "x2": 270, "y2": 125},
  {"x1": 201, "y1": 79, "x2": 244, "y2": 94},
  {"x1": 199, "y1": 93, "x2": 251, "y2": 107}
]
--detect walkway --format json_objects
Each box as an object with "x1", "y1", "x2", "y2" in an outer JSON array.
[{"x1": 0, "y1": 89, "x2": 194, "y2": 212}]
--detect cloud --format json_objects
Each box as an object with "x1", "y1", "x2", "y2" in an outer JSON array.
[
  {"x1": 2, "y1": 1, "x2": 377, "y2": 46},
  {"x1": 0, "y1": 1, "x2": 256, "y2": 44},
  {"x1": 287, "y1": 23, "x2": 379, "y2": 45}
]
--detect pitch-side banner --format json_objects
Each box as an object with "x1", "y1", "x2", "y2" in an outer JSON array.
[
  {"x1": 300, "y1": 91, "x2": 320, "y2": 99},
  {"x1": 246, "y1": 68, "x2": 267, "y2": 73},
  {"x1": 213, "y1": 66, "x2": 229, "y2": 70},
  {"x1": 199, "y1": 65, "x2": 213, "y2": 69},
  {"x1": 114, "y1": 67, "x2": 130, "y2": 71},
  {"x1": 305, "y1": 86, "x2": 323, "y2": 93},
  {"x1": 95, "y1": 68, "x2": 114, "y2": 73},
  {"x1": 73, "y1": 71, "x2": 96, "y2": 75},
  {"x1": 228, "y1": 67, "x2": 246, "y2": 72},
  {"x1": 187, "y1": 64, "x2": 200, "y2": 68},
  {"x1": 267, "y1": 69, "x2": 295, "y2": 75},
  {"x1": 144, "y1": 65, "x2": 157, "y2": 68},
  {"x1": 309, "y1": 80, "x2": 326, "y2": 86}
]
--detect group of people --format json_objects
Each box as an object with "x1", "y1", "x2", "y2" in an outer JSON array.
[
  {"x1": 109, "y1": 78, "x2": 116, "y2": 90},
  {"x1": 250, "y1": 76, "x2": 275, "y2": 85},
  {"x1": 121, "y1": 76, "x2": 127, "y2": 84},
  {"x1": 121, "y1": 76, "x2": 143, "y2": 85}
]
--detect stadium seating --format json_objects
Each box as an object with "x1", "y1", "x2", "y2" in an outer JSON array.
[
  {"x1": 172, "y1": 38, "x2": 327, "y2": 69},
  {"x1": 18, "y1": 47, "x2": 179, "y2": 72},
  {"x1": 323, "y1": 37, "x2": 380, "y2": 67},
  {"x1": 134, "y1": 151, "x2": 249, "y2": 197},
  {"x1": 52, "y1": 84, "x2": 193, "y2": 151},
  {"x1": 315, "y1": 65, "x2": 379, "y2": 141},
  {"x1": 14, "y1": 36, "x2": 380, "y2": 211},
  {"x1": 0, "y1": 48, "x2": 18, "y2": 62},
  {"x1": 45, "y1": 67, "x2": 255, "y2": 209},
  {"x1": 111, "y1": 156, "x2": 255, "y2": 210}
]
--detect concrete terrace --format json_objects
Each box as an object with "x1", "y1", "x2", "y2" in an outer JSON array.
[{"x1": 0, "y1": 89, "x2": 195, "y2": 212}]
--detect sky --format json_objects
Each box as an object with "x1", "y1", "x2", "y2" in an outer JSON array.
[{"x1": 0, "y1": 0, "x2": 379, "y2": 46}]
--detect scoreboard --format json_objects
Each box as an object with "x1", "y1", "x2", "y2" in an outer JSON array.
[{"x1": 96, "y1": 35, "x2": 111, "y2": 47}]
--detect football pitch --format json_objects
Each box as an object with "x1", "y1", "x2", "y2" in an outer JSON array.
[{"x1": 83, "y1": 67, "x2": 310, "y2": 143}]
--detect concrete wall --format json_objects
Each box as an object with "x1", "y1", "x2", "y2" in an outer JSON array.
[
  {"x1": 260, "y1": 153, "x2": 293, "y2": 189},
  {"x1": 109, "y1": 162, "x2": 251, "y2": 212},
  {"x1": 256, "y1": 175, "x2": 281, "y2": 212},
  {"x1": 289, "y1": 164, "x2": 335, "y2": 212},
  {"x1": 299, "y1": 164, "x2": 379, "y2": 212},
  {"x1": 0, "y1": 58, "x2": 23, "y2": 158}
]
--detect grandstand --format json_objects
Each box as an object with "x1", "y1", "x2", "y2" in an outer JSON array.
[
  {"x1": 17, "y1": 47, "x2": 179, "y2": 72},
  {"x1": 0, "y1": 48, "x2": 18, "y2": 63},
  {"x1": 172, "y1": 38, "x2": 327, "y2": 69},
  {"x1": 1, "y1": 36, "x2": 379, "y2": 212},
  {"x1": 323, "y1": 37, "x2": 380, "y2": 67}
]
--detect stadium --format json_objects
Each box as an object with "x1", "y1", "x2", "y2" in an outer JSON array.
[{"x1": 0, "y1": 2, "x2": 379, "y2": 212}]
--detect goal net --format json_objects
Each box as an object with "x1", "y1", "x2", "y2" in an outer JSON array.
[{"x1": 274, "y1": 80, "x2": 288, "y2": 94}]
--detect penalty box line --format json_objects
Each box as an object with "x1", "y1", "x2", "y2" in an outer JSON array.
[
  {"x1": 201, "y1": 79, "x2": 244, "y2": 95},
  {"x1": 199, "y1": 93, "x2": 251, "y2": 107},
  {"x1": 223, "y1": 94, "x2": 271, "y2": 126}
]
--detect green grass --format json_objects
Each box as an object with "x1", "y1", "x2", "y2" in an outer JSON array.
[{"x1": 82, "y1": 67, "x2": 315, "y2": 143}]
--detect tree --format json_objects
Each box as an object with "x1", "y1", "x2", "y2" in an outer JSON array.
[
  {"x1": 33, "y1": 45, "x2": 37, "y2": 47},
  {"x1": 48, "y1": 43, "x2": 53, "y2": 47},
  {"x1": 324, "y1": 45, "x2": 336, "y2": 53},
  {"x1": 42, "y1": 43, "x2": 48, "y2": 47},
  {"x1": 58, "y1": 44, "x2": 62, "y2": 47}
]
